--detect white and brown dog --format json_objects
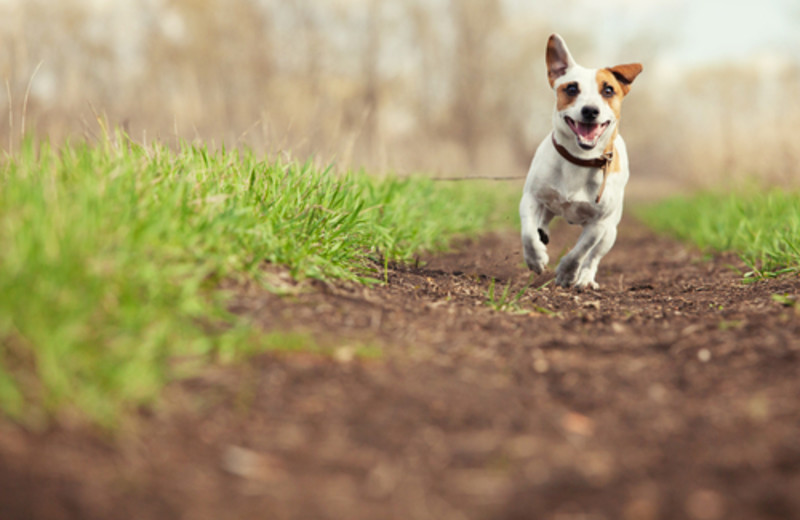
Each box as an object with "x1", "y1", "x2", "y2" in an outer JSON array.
[{"x1": 520, "y1": 34, "x2": 642, "y2": 289}]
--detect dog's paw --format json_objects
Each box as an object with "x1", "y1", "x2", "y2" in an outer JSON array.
[
  {"x1": 574, "y1": 279, "x2": 599, "y2": 291},
  {"x1": 555, "y1": 273, "x2": 575, "y2": 288},
  {"x1": 555, "y1": 257, "x2": 580, "y2": 288},
  {"x1": 523, "y1": 238, "x2": 549, "y2": 274},
  {"x1": 574, "y1": 270, "x2": 599, "y2": 290},
  {"x1": 526, "y1": 257, "x2": 549, "y2": 275}
]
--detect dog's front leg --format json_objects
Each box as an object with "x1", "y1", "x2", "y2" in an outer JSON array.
[
  {"x1": 519, "y1": 191, "x2": 554, "y2": 274},
  {"x1": 556, "y1": 221, "x2": 608, "y2": 288}
]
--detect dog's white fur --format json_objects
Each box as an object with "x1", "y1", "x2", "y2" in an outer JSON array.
[{"x1": 520, "y1": 34, "x2": 642, "y2": 289}]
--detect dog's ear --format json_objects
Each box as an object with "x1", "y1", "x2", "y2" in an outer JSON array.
[
  {"x1": 546, "y1": 34, "x2": 576, "y2": 87},
  {"x1": 608, "y1": 63, "x2": 643, "y2": 95}
]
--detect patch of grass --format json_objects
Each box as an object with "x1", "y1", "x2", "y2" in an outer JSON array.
[
  {"x1": 485, "y1": 276, "x2": 533, "y2": 314},
  {"x1": 0, "y1": 132, "x2": 514, "y2": 426},
  {"x1": 717, "y1": 320, "x2": 743, "y2": 331},
  {"x1": 531, "y1": 305, "x2": 560, "y2": 318},
  {"x1": 639, "y1": 190, "x2": 800, "y2": 279},
  {"x1": 771, "y1": 293, "x2": 797, "y2": 307}
]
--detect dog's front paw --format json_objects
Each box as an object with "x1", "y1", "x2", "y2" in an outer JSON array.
[
  {"x1": 574, "y1": 279, "x2": 599, "y2": 290},
  {"x1": 555, "y1": 257, "x2": 580, "y2": 288},
  {"x1": 526, "y1": 255, "x2": 549, "y2": 275},
  {"x1": 574, "y1": 269, "x2": 599, "y2": 290},
  {"x1": 523, "y1": 236, "x2": 549, "y2": 274}
]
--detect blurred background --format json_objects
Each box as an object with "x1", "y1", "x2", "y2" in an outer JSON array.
[{"x1": 1, "y1": 0, "x2": 799, "y2": 195}]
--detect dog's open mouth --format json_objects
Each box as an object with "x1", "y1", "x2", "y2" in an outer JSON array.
[{"x1": 566, "y1": 117, "x2": 610, "y2": 150}]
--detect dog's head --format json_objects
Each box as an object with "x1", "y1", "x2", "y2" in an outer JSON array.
[{"x1": 546, "y1": 34, "x2": 642, "y2": 155}]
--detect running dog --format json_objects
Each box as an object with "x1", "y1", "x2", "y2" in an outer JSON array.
[{"x1": 519, "y1": 34, "x2": 642, "y2": 289}]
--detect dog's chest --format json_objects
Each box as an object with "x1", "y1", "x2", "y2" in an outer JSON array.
[{"x1": 535, "y1": 185, "x2": 601, "y2": 225}]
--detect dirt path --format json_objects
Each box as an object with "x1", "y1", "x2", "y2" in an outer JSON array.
[{"x1": 2, "y1": 218, "x2": 800, "y2": 520}]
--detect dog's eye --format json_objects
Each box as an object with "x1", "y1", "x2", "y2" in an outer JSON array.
[
  {"x1": 565, "y1": 84, "x2": 579, "y2": 96},
  {"x1": 602, "y1": 85, "x2": 615, "y2": 97}
]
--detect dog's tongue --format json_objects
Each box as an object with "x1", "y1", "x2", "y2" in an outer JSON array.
[
  {"x1": 575, "y1": 122, "x2": 603, "y2": 140},
  {"x1": 566, "y1": 118, "x2": 608, "y2": 148}
]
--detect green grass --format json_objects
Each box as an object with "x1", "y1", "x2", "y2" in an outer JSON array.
[
  {"x1": 639, "y1": 189, "x2": 800, "y2": 278},
  {"x1": 0, "y1": 133, "x2": 514, "y2": 426},
  {"x1": 485, "y1": 276, "x2": 533, "y2": 314}
]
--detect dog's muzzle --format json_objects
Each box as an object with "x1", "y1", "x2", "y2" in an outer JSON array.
[{"x1": 565, "y1": 116, "x2": 610, "y2": 150}]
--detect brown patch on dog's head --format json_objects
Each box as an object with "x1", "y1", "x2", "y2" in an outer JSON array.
[
  {"x1": 595, "y1": 69, "x2": 625, "y2": 120},
  {"x1": 595, "y1": 64, "x2": 642, "y2": 119},
  {"x1": 607, "y1": 63, "x2": 643, "y2": 95},
  {"x1": 546, "y1": 34, "x2": 574, "y2": 87},
  {"x1": 556, "y1": 81, "x2": 580, "y2": 111}
]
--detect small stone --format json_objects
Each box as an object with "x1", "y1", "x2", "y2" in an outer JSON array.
[
  {"x1": 611, "y1": 322, "x2": 627, "y2": 334},
  {"x1": 222, "y1": 445, "x2": 284, "y2": 482},
  {"x1": 697, "y1": 349, "x2": 711, "y2": 363},
  {"x1": 561, "y1": 411, "x2": 595, "y2": 437},
  {"x1": 334, "y1": 346, "x2": 355, "y2": 363},
  {"x1": 682, "y1": 324, "x2": 704, "y2": 336},
  {"x1": 747, "y1": 395, "x2": 771, "y2": 422},
  {"x1": 533, "y1": 358, "x2": 550, "y2": 373}
]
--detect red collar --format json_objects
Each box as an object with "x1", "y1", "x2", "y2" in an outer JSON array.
[
  {"x1": 551, "y1": 133, "x2": 614, "y2": 169},
  {"x1": 551, "y1": 134, "x2": 615, "y2": 203}
]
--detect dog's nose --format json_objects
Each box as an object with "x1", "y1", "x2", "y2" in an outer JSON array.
[{"x1": 581, "y1": 105, "x2": 600, "y2": 121}]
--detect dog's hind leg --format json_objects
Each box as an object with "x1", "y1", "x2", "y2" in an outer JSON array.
[
  {"x1": 574, "y1": 225, "x2": 617, "y2": 289},
  {"x1": 520, "y1": 192, "x2": 554, "y2": 274},
  {"x1": 555, "y1": 221, "x2": 611, "y2": 288}
]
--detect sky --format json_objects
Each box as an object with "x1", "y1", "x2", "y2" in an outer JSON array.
[
  {"x1": 512, "y1": 0, "x2": 799, "y2": 72},
  {"x1": 641, "y1": 0, "x2": 795, "y2": 64}
]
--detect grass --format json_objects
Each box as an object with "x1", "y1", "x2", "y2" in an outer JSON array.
[
  {"x1": 0, "y1": 132, "x2": 514, "y2": 426},
  {"x1": 485, "y1": 277, "x2": 530, "y2": 314},
  {"x1": 639, "y1": 189, "x2": 800, "y2": 279}
]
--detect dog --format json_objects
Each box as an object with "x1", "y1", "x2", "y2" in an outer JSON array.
[{"x1": 519, "y1": 34, "x2": 642, "y2": 289}]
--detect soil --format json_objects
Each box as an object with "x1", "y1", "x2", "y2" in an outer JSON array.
[{"x1": 2, "y1": 217, "x2": 800, "y2": 520}]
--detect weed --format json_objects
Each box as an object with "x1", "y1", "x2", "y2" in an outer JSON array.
[
  {"x1": 717, "y1": 320, "x2": 743, "y2": 331},
  {"x1": 0, "y1": 132, "x2": 515, "y2": 425},
  {"x1": 531, "y1": 305, "x2": 560, "y2": 317},
  {"x1": 771, "y1": 293, "x2": 797, "y2": 307},
  {"x1": 485, "y1": 276, "x2": 533, "y2": 314},
  {"x1": 639, "y1": 190, "x2": 800, "y2": 279}
]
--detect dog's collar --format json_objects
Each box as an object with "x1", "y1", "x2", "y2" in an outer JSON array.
[{"x1": 551, "y1": 133, "x2": 615, "y2": 203}]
